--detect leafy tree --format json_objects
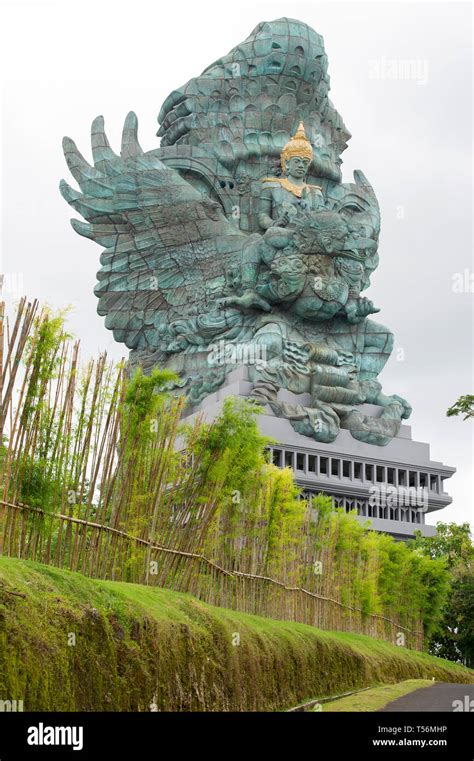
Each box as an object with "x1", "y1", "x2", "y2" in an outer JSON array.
[
  {"x1": 411, "y1": 522, "x2": 473, "y2": 568},
  {"x1": 410, "y1": 522, "x2": 474, "y2": 666},
  {"x1": 446, "y1": 395, "x2": 474, "y2": 420}
]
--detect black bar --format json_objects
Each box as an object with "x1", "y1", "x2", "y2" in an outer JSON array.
[{"x1": 0, "y1": 711, "x2": 472, "y2": 759}]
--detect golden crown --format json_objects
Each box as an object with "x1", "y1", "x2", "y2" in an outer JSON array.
[{"x1": 281, "y1": 122, "x2": 313, "y2": 171}]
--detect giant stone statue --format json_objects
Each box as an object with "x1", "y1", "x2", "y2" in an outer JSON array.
[{"x1": 60, "y1": 17, "x2": 412, "y2": 446}]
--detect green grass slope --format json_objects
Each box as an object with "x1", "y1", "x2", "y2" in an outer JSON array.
[{"x1": 0, "y1": 556, "x2": 472, "y2": 712}]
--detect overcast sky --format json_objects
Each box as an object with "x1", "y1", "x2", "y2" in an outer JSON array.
[{"x1": 0, "y1": 0, "x2": 472, "y2": 528}]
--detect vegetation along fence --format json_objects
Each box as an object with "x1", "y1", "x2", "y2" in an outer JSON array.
[{"x1": 0, "y1": 300, "x2": 449, "y2": 650}]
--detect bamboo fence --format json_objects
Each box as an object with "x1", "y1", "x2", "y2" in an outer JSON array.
[{"x1": 0, "y1": 300, "x2": 424, "y2": 650}]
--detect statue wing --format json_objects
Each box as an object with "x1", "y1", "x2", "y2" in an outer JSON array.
[{"x1": 60, "y1": 112, "x2": 245, "y2": 350}]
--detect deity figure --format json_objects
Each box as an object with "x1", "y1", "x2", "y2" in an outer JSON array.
[
  {"x1": 218, "y1": 209, "x2": 380, "y2": 325},
  {"x1": 258, "y1": 123, "x2": 325, "y2": 230},
  {"x1": 60, "y1": 17, "x2": 412, "y2": 447}
]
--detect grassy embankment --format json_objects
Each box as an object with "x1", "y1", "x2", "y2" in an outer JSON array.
[{"x1": 0, "y1": 556, "x2": 472, "y2": 712}]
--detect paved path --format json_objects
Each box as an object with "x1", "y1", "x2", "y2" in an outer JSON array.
[{"x1": 379, "y1": 682, "x2": 474, "y2": 712}]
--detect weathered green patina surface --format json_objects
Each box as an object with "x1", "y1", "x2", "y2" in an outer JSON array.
[{"x1": 60, "y1": 17, "x2": 411, "y2": 446}]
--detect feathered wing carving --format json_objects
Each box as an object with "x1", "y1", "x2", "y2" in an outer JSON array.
[{"x1": 60, "y1": 112, "x2": 246, "y2": 350}]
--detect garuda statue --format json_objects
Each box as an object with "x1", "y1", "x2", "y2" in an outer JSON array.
[{"x1": 60, "y1": 17, "x2": 411, "y2": 446}]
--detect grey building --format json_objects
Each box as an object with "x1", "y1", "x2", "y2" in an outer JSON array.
[{"x1": 183, "y1": 367, "x2": 455, "y2": 541}]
